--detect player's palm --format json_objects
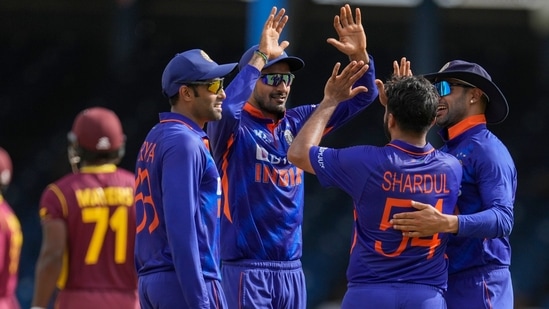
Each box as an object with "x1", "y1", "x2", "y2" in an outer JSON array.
[
  {"x1": 258, "y1": 7, "x2": 290, "y2": 59},
  {"x1": 327, "y1": 5, "x2": 366, "y2": 56},
  {"x1": 324, "y1": 61, "x2": 368, "y2": 104}
]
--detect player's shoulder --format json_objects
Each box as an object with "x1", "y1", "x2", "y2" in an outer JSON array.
[
  {"x1": 45, "y1": 172, "x2": 80, "y2": 191},
  {"x1": 467, "y1": 130, "x2": 512, "y2": 162},
  {"x1": 433, "y1": 149, "x2": 462, "y2": 169}
]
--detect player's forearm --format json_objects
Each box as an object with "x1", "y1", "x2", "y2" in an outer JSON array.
[
  {"x1": 223, "y1": 66, "x2": 259, "y2": 116},
  {"x1": 442, "y1": 214, "x2": 459, "y2": 234},
  {"x1": 457, "y1": 207, "x2": 513, "y2": 238},
  {"x1": 32, "y1": 258, "x2": 62, "y2": 307},
  {"x1": 349, "y1": 49, "x2": 369, "y2": 64},
  {"x1": 288, "y1": 103, "x2": 336, "y2": 172}
]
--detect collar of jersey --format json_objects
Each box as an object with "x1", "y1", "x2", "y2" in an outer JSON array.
[
  {"x1": 159, "y1": 112, "x2": 205, "y2": 134},
  {"x1": 388, "y1": 139, "x2": 434, "y2": 155},
  {"x1": 446, "y1": 114, "x2": 486, "y2": 140},
  {"x1": 243, "y1": 102, "x2": 283, "y2": 124},
  {"x1": 80, "y1": 164, "x2": 117, "y2": 174}
]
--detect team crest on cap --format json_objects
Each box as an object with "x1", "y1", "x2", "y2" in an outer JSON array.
[
  {"x1": 439, "y1": 62, "x2": 451, "y2": 72},
  {"x1": 96, "y1": 137, "x2": 112, "y2": 150},
  {"x1": 0, "y1": 170, "x2": 10, "y2": 185},
  {"x1": 200, "y1": 50, "x2": 214, "y2": 63}
]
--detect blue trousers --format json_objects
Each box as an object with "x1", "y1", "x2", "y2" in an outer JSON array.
[
  {"x1": 221, "y1": 259, "x2": 306, "y2": 309},
  {"x1": 446, "y1": 266, "x2": 513, "y2": 309},
  {"x1": 342, "y1": 282, "x2": 446, "y2": 309}
]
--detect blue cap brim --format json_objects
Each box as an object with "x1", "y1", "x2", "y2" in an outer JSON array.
[{"x1": 238, "y1": 45, "x2": 305, "y2": 72}]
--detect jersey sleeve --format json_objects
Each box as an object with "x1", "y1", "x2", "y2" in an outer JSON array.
[
  {"x1": 324, "y1": 55, "x2": 379, "y2": 132},
  {"x1": 309, "y1": 145, "x2": 370, "y2": 198},
  {"x1": 207, "y1": 65, "x2": 261, "y2": 162},
  {"x1": 457, "y1": 143, "x2": 516, "y2": 238},
  {"x1": 39, "y1": 184, "x2": 67, "y2": 222},
  {"x1": 161, "y1": 134, "x2": 210, "y2": 308}
]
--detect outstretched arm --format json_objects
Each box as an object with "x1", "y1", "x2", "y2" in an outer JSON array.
[
  {"x1": 390, "y1": 201, "x2": 459, "y2": 237},
  {"x1": 210, "y1": 6, "x2": 291, "y2": 159},
  {"x1": 390, "y1": 200, "x2": 512, "y2": 239},
  {"x1": 288, "y1": 61, "x2": 368, "y2": 173}
]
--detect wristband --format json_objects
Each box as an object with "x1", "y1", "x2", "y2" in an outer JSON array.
[{"x1": 254, "y1": 50, "x2": 268, "y2": 64}]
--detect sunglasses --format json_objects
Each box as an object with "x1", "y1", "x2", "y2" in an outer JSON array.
[
  {"x1": 260, "y1": 73, "x2": 295, "y2": 87},
  {"x1": 184, "y1": 78, "x2": 224, "y2": 94},
  {"x1": 433, "y1": 80, "x2": 474, "y2": 97}
]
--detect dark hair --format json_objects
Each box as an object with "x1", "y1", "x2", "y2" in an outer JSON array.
[
  {"x1": 168, "y1": 94, "x2": 179, "y2": 106},
  {"x1": 168, "y1": 84, "x2": 200, "y2": 106},
  {"x1": 385, "y1": 75, "x2": 438, "y2": 134}
]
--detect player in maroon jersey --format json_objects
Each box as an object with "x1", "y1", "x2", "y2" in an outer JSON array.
[
  {"x1": 31, "y1": 107, "x2": 138, "y2": 309},
  {"x1": 0, "y1": 147, "x2": 22, "y2": 309}
]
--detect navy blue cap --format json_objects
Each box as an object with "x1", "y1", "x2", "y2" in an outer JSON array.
[
  {"x1": 422, "y1": 60, "x2": 508, "y2": 124},
  {"x1": 238, "y1": 45, "x2": 305, "y2": 72},
  {"x1": 162, "y1": 49, "x2": 238, "y2": 98}
]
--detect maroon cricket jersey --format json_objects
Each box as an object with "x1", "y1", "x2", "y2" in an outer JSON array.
[
  {"x1": 39, "y1": 164, "x2": 137, "y2": 291},
  {"x1": 0, "y1": 196, "x2": 21, "y2": 299}
]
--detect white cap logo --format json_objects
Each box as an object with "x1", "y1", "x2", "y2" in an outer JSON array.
[
  {"x1": 96, "y1": 137, "x2": 112, "y2": 150},
  {"x1": 439, "y1": 62, "x2": 451, "y2": 72},
  {"x1": 0, "y1": 170, "x2": 11, "y2": 185},
  {"x1": 200, "y1": 50, "x2": 214, "y2": 63}
]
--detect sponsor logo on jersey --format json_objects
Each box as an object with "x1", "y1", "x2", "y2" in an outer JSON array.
[
  {"x1": 256, "y1": 144, "x2": 288, "y2": 165},
  {"x1": 317, "y1": 147, "x2": 327, "y2": 169},
  {"x1": 252, "y1": 129, "x2": 270, "y2": 143}
]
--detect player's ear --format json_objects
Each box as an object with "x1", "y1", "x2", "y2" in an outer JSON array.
[
  {"x1": 387, "y1": 113, "x2": 396, "y2": 129},
  {"x1": 179, "y1": 85, "x2": 196, "y2": 101}
]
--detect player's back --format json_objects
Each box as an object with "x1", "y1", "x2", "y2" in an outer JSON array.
[
  {"x1": 311, "y1": 140, "x2": 462, "y2": 289},
  {"x1": 39, "y1": 166, "x2": 137, "y2": 291},
  {"x1": 348, "y1": 142, "x2": 462, "y2": 288}
]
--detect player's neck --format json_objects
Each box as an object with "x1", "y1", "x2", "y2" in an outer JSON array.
[{"x1": 390, "y1": 131, "x2": 427, "y2": 148}]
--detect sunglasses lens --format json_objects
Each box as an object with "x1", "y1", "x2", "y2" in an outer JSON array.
[
  {"x1": 434, "y1": 81, "x2": 451, "y2": 97},
  {"x1": 284, "y1": 74, "x2": 294, "y2": 86},
  {"x1": 207, "y1": 79, "x2": 223, "y2": 94},
  {"x1": 261, "y1": 74, "x2": 294, "y2": 87}
]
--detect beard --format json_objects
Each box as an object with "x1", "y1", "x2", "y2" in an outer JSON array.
[{"x1": 255, "y1": 92, "x2": 287, "y2": 119}]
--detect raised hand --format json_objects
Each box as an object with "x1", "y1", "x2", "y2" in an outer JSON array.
[
  {"x1": 326, "y1": 4, "x2": 368, "y2": 62},
  {"x1": 375, "y1": 57, "x2": 413, "y2": 106},
  {"x1": 257, "y1": 7, "x2": 290, "y2": 60},
  {"x1": 394, "y1": 57, "x2": 413, "y2": 77},
  {"x1": 323, "y1": 61, "x2": 369, "y2": 106}
]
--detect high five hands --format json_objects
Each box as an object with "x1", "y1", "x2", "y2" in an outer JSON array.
[
  {"x1": 257, "y1": 7, "x2": 290, "y2": 61},
  {"x1": 323, "y1": 61, "x2": 369, "y2": 106},
  {"x1": 375, "y1": 57, "x2": 413, "y2": 106},
  {"x1": 327, "y1": 4, "x2": 368, "y2": 63}
]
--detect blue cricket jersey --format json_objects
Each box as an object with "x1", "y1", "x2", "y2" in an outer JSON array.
[
  {"x1": 207, "y1": 56, "x2": 379, "y2": 261},
  {"x1": 439, "y1": 115, "x2": 516, "y2": 275},
  {"x1": 134, "y1": 112, "x2": 222, "y2": 308},
  {"x1": 309, "y1": 140, "x2": 463, "y2": 289}
]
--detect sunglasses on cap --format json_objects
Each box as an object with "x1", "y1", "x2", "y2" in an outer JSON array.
[
  {"x1": 260, "y1": 73, "x2": 295, "y2": 87},
  {"x1": 433, "y1": 80, "x2": 474, "y2": 97},
  {"x1": 182, "y1": 78, "x2": 224, "y2": 94}
]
